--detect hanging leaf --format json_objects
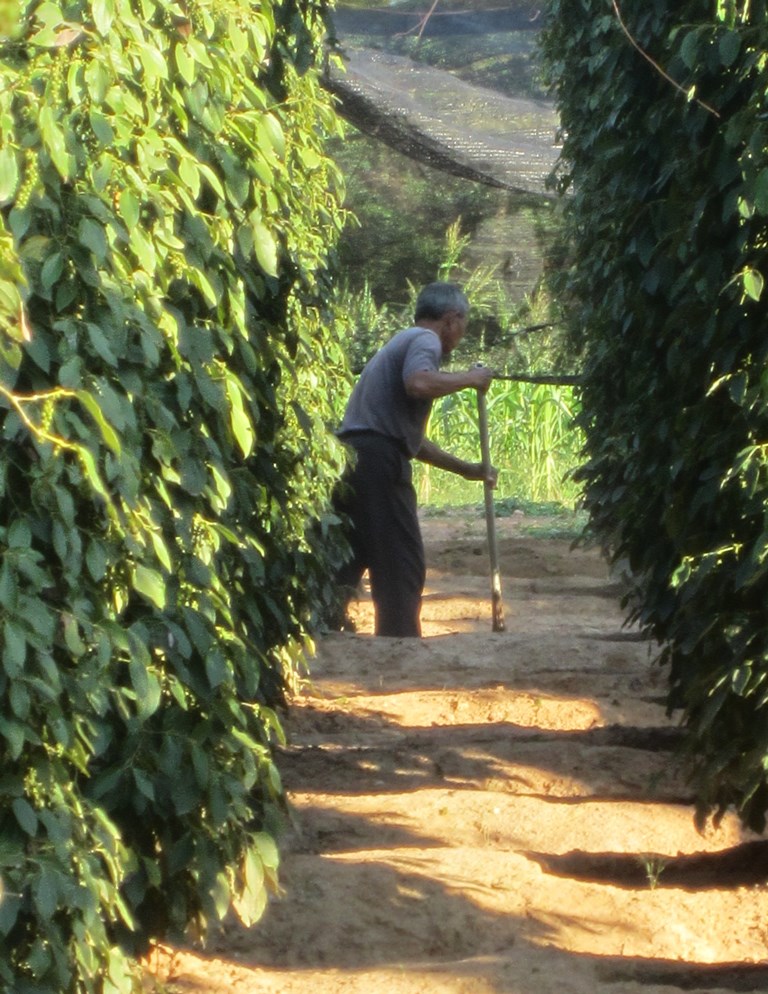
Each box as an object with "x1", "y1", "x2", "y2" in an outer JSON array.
[
  {"x1": 252, "y1": 219, "x2": 278, "y2": 276},
  {"x1": 92, "y1": 0, "x2": 114, "y2": 35},
  {"x1": 225, "y1": 374, "x2": 255, "y2": 457},
  {"x1": 132, "y1": 565, "x2": 166, "y2": 610},
  {"x1": 744, "y1": 268, "x2": 764, "y2": 301},
  {"x1": 0, "y1": 147, "x2": 19, "y2": 204}
]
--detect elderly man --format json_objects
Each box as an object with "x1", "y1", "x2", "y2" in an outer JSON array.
[{"x1": 334, "y1": 281, "x2": 496, "y2": 637}]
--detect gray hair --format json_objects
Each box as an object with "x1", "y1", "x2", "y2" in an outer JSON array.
[{"x1": 414, "y1": 282, "x2": 469, "y2": 321}]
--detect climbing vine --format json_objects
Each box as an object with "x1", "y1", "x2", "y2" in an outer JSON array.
[
  {"x1": 540, "y1": 1, "x2": 768, "y2": 829},
  {"x1": 0, "y1": 0, "x2": 348, "y2": 990}
]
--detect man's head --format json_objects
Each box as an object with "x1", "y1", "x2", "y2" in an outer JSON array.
[{"x1": 414, "y1": 282, "x2": 469, "y2": 353}]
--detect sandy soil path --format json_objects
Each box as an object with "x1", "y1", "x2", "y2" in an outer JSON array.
[{"x1": 148, "y1": 510, "x2": 768, "y2": 993}]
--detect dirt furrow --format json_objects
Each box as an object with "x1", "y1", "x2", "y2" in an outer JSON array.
[{"x1": 153, "y1": 513, "x2": 768, "y2": 994}]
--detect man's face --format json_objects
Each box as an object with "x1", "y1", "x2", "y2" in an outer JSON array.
[{"x1": 443, "y1": 310, "x2": 468, "y2": 353}]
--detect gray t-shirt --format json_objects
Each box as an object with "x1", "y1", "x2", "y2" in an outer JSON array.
[{"x1": 339, "y1": 326, "x2": 442, "y2": 457}]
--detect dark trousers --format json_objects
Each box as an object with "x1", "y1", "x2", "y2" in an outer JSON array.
[{"x1": 335, "y1": 432, "x2": 425, "y2": 637}]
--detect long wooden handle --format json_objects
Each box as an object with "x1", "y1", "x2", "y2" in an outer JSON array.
[{"x1": 476, "y1": 386, "x2": 505, "y2": 633}]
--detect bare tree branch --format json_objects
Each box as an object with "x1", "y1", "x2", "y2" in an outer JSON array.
[
  {"x1": 395, "y1": 0, "x2": 442, "y2": 41},
  {"x1": 612, "y1": 1, "x2": 720, "y2": 118},
  {"x1": 492, "y1": 371, "x2": 582, "y2": 386}
]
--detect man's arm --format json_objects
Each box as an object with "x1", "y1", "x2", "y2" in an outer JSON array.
[
  {"x1": 405, "y1": 365, "x2": 493, "y2": 400},
  {"x1": 415, "y1": 438, "x2": 498, "y2": 487}
]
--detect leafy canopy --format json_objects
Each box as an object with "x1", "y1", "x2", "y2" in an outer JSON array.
[
  {"x1": 0, "y1": 0, "x2": 349, "y2": 990},
  {"x1": 540, "y1": 1, "x2": 768, "y2": 830}
]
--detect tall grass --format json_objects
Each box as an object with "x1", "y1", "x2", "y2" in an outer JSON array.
[{"x1": 414, "y1": 379, "x2": 583, "y2": 507}]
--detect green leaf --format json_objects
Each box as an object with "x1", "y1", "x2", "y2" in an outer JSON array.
[
  {"x1": 10, "y1": 682, "x2": 30, "y2": 719},
  {"x1": 252, "y1": 220, "x2": 278, "y2": 277},
  {"x1": 0, "y1": 716, "x2": 26, "y2": 758},
  {"x1": 132, "y1": 768, "x2": 156, "y2": 801},
  {"x1": 29, "y1": 1, "x2": 64, "y2": 46},
  {"x1": 744, "y1": 268, "x2": 764, "y2": 301},
  {"x1": 92, "y1": 0, "x2": 114, "y2": 35},
  {"x1": 76, "y1": 389, "x2": 122, "y2": 455},
  {"x1": 232, "y1": 843, "x2": 268, "y2": 925},
  {"x1": 187, "y1": 37, "x2": 213, "y2": 69},
  {"x1": 254, "y1": 831, "x2": 280, "y2": 871},
  {"x1": 225, "y1": 168, "x2": 250, "y2": 208},
  {"x1": 85, "y1": 60, "x2": 110, "y2": 103},
  {"x1": 89, "y1": 109, "x2": 115, "y2": 146},
  {"x1": 77, "y1": 390, "x2": 122, "y2": 456},
  {"x1": 128, "y1": 654, "x2": 149, "y2": 697},
  {"x1": 149, "y1": 530, "x2": 172, "y2": 572},
  {"x1": 179, "y1": 456, "x2": 208, "y2": 496},
  {"x1": 228, "y1": 16, "x2": 248, "y2": 57},
  {"x1": 86, "y1": 539, "x2": 108, "y2": 581},
  {"x1": 40, "y1": 251, "x2": 64, "y2": 291},
  {"x1": 175, "y1": 43, "x2": 196, "y2": 85},
  {"x1": 718, "y1": 29, "x2": 740, "y2": 66},
  {"x1": 133, "y1": 565, "x2": 166, "y2": 609},
  {"x1": 0, "y1": 147, "x2": 19, "y2": 205},
  {"x1": 753, "y1": 170, "x2": 768, "y2": 215},
  {"x1": 244, "y1": 847, "x2": 265, "y2": 896},
  {"x1": 178, "y1": 157, "x2": 200, "y2": 198},
  {"x1": 189, "y1": 268, "x2": 219, "y2": 307},
  {"x1": 38, "y1": 105, "x2": 75, "y2": 180},
  {"x1": 170, "y1": 771, "x2": 199, "y2": 815},
  {"x1": 127, "y1": 227, "x2": 155, "y2": 270},
  {"x1": 0, "y1": 563, "x2": 18, "y2": 609},
  {"x1": 211, "y1": 872, "x2": 231, "y2": 919},
  {"x1": 4, "y1": 620, "x2": 27, "y2": 676},
  {"x1": 679, "y1": 29, "x2": 701, "y2": 70},
  {"x1": 86, "y1": 323, "x2": 118, "y2": 365},
  {"x1": 258, "y1": 114, "x2": 285, "y2": 158},
  {"x1": 12, "y1": 797, "x2": 38, "y2": 836},
  {"x1": 62, "y1": 613, "x2": 86, "y2": 656},
  {"x1": 8, "y1": 519, "x2": 31, "y2": 548},
  {"x1": 59, "y1": 356, "x2": 82, "y2": 388},
  {"x1": 225, "y1": 375, "x2": 255, "y2": 457},
  {"x1": 119, "y1": 189, "x2": 140, "y2": 229},
  {"x1": 77, "y1": 447, "x2": 110, "y2": 501},
  {"x1": 205, "y1": 647, "x2": 230, "y2": 689},
  {"x1": 34, "y1": 867, "x2": 59, "y2": 919},
  {"x1": 136, "y1": 670, "x2": 163, "y2": 721},
  {"x1": 137, "y1": 41, "x2": 168, "y2": 82},
  {"x1": 197, "y1": 162, "x2": 225, "y2": 199},
  {"x1": 78, "y1": 217, "x2": 108, "y2": 264}
]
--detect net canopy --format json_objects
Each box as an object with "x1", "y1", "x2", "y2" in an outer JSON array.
[{"x1": 325, "y1": 3, "x2": 560, "y2": 196}]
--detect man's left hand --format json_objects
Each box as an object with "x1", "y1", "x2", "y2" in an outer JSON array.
[{"x1": 464, "y1": 461, "x2": 499, "y2": 488}]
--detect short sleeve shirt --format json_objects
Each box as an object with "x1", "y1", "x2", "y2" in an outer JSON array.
[{"x1": 339, "y1": 326, "x2": 442, "y2": 457}]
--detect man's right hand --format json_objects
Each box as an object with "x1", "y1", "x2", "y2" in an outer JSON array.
[{"x1": 467, "y1": 365, "x2": 494, "y2": 392}]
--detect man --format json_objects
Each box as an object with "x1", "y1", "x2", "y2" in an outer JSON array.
[{"x1": 334, "y1": 281, "x2": 497, "y2": 638}]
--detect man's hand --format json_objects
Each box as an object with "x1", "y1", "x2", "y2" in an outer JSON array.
[
  {"x1": 463, "y1": 461, "x2": 499, "y2": 488},
  {"x1": 467, "y1": 365, "x2": 494, "y2": 393},
  {"x1": 416, "y1": 441, "x2": 499, "y2": 487}
]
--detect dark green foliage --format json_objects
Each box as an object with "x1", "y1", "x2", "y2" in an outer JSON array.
[
  {"x1": 0, "y1": 0, "x2": 348, "y2": 989},
  {"x1": 540, "y1": 1, "x2": 768, "y2": 829}
]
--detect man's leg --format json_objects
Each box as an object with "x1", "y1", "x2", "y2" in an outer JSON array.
[
  {"x1": 349, "y1": 438, "x2": 424, "y2": 637},
  {"x1": 369, "y1": 469, "x2": 424, "y2": 637}
]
